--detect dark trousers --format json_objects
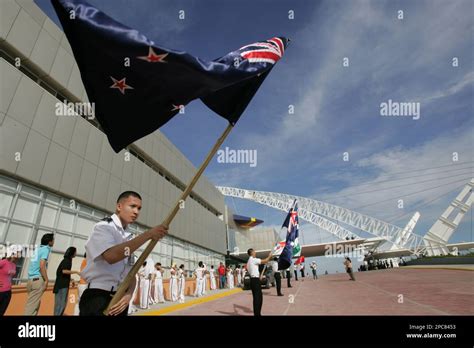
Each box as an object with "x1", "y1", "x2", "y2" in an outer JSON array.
[
  {"x1": 286, "y1": 270, "x2": 291, "y2": 287},
  {"x1": 294, "y1": 270, "x2": 298, "y2": 281},
  {"x1": 274, "y1": 272, "x2": 282, "y2": 295},
  {"x1": 250, "y1": 278, "x2": 262, "y2": 316},
  {"x1": 0, "y1": 290, "x2": 12, "y2": 316},
  {"x1": 79, "y1": 288, "x2": 128, "y2": 316},
  {"x1": 347, "y1": 268, "x2": 356, "y2": 281},
  {"x1": 220, "y1": 275, "x2": 226, "y2": 289}
]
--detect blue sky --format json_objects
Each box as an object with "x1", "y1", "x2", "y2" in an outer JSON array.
[{"x1": 36, "y1": 0, "x2": 473, "y2": 273}]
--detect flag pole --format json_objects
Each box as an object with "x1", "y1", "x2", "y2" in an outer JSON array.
[{"x1": 105, "y1": 122, "x2": 234, "y2": 314}]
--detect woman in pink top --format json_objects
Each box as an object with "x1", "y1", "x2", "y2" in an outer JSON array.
[{"x1": 0, "y1": 245, "x2": 21, "y2": 315}]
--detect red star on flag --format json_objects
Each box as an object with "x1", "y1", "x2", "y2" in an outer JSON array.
[
  {"x1": 137, "y1": 47, "x2": 168, "y2": 63},
  {"x1": 109, "y1": 77, "x2": 133, "y2": 94}
]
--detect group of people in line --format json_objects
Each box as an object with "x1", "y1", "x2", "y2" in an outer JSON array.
[
  {"x1": 0, "y1": 234, "x2": 88, "y2": 316},
  {"x1": 0, "y1": 191, "x2": 395, "y2": 317},
  {"x1": 129, "y1": 260, "x2": 253, "y2": 312},
  {"x1": 0, "y1": 230, "x2": 250, "y2": 316}
]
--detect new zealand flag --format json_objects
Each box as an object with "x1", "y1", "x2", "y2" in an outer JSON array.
[{"x1": 52, "y1": 0, "x2": 288, "y2": 152}]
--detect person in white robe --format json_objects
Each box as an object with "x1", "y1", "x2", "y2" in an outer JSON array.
[
  {"x1": 193, "y1": 261, "x2": 205, "y2": 297},
  {"x1": 209, "y1": 265, "x2": 217, "y2": 290},
  {"x1": 152, "y1": 262, "x2": 165, "y2": 303},
  {"x1": 178, "y1": 264, "x2": 186, "y2": 303},
  {"x1": 169, "y1": 264, "x2": 178, "y2": 302}
]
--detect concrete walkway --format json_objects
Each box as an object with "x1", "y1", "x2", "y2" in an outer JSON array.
[
  {"x1": 139, "y1": 267, "x2": 473, "y2": 315},
  {"x1": 133, "y1": 287, "x2": 242, "y2": 315}
]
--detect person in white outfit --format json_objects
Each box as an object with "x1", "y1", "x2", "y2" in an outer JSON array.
[
  {"x1": 236, "y1": 265, "x2": 242, "y2": 287},
  {"x1": 202, "y1": 263, "x2": 208, "y2": 295},
  {"x1": 178, "y1": 264, "x2": 186, "y2": 303},
  {"x1": 138, "y1": 262, "x2": 150, "y2": 309},
  {"x1": 209, "y1": 265, "x2": 217, "y2": 290},
  {"x1": 152, "y1": 263, "x2": 165, "y2": 303},
  {"x1": 127, "y1": 273, "x2": 139, "y2": 314},
  {"x1": 227, "y1": 265, "x2": 234, "y2": 289},
  {"x1": 241, "y1": 265, "x2": 247, "y2": 283},
  {"x1": 194, "y1": 261, "x2": 205, "y2": 297},
  {"x1": 169, "y1": 264, "x2": 178, "y2": 302},
  {"x1": 144, "y1": 257, "x2": 155, "y2": 305}
]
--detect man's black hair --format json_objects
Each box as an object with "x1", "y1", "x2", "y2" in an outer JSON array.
[
  {"x1": 247, "y1": 248, "x2": 254, "y2": 256},
  {"x1": 40, "y1": 233, "x2": 54, "y2": 246},
  {"x1": 117, "y1": 191, "x2": 142, "y2": 203}
]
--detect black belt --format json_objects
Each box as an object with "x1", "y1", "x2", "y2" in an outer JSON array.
[
  {"x1": 87, "y1": 283, "x2": 117, "y2": 293},
  {"x1": 31, "y1": 277, "x2": 41, "y2": 281}
]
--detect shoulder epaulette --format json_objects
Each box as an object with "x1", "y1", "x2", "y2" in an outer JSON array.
[{"x1": 101, "y1": 216, "x2": 113, "y2": 222}]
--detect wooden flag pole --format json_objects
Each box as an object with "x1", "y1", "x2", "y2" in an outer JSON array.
[{"x1": 104, "y1": 123, "x2": 234, "y2": 314}]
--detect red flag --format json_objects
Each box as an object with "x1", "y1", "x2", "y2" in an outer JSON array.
[{"x1": 295, "y1": 256, "x2": 305, "y2": 265}]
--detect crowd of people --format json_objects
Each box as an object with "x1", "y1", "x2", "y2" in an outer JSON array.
[
  {"x1": 0, "y1": 230, "x2": 252, "y2": 316},
  {"x1": 0, "y1": 190, "x2": 394, "y2": 317}
]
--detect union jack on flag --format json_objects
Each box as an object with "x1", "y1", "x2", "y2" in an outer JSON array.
[
  {"x1": 277, "y1": 200, "x2": 300, "y2": 270},
  {"x1": 239, "y1": 37, "x2": 286, "y2": 64}
]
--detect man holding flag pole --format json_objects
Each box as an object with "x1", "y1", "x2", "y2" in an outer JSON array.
[
  {"x1": 273, "y1": 199, "x2": 301, "y2": 271},
  {"x1": 246, "y1": 249, "x2": 273, "y2": 316},
  {"x1": 51, "y1": 0, "x2": 288, "y2": 315}
]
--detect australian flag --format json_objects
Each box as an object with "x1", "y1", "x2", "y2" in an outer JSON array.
[
  {"x1": 51, "y1": 0, "x2": 288, "y2": 152},
  {"x1": 278, "y1": 200, "x2": 299, "y2": 270}
]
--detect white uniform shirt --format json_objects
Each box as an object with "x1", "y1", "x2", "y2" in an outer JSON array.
[
  {"x1": 195, "y1": 267, "x2": 204, "y2": 279},
  {"x1": 178, "y1": 269, "x2": 185, "y2": 279},
  {"x1": 154, "y1": 269, "x2": 162, "y2": 279},
  {"x1": 209, "y1": 268, "x2": 215, "y2": 277},
  {"x1": 247, "y1": 256, "x2": 261, "y2": 278},
  {"x1": 81, "y1": 214, "x2": 133, "y2": 291},
  {"x1": 270, "y1": 260, "x2": 279, "y2": 273}
]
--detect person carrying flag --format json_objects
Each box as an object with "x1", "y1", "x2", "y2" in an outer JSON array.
[
  {"x1": 246, "y1": 249, "x2": 273, "y2": 316},
  {"x1": 79, "y1": 191, "x2": 168, "y2": 315}
]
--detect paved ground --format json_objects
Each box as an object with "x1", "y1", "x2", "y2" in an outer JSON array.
[{"x1": 139, "y1": 267, "x2": 474, "y2": 315}]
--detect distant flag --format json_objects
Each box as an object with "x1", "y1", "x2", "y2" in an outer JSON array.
[
  {"x1": 294, "y1": 256, "x2": 305, "y2": 265},
  {"x1": 51, "y1": 0, "x2": 288, "y2": 152},
  {"x1": 272, "y1": 239, "x2": 301, "y2": 257},
  {"x1": 277, "y1": 200, "x2": 299, "y2": 270},
  {"x1": 272, "y1": 240, "x2": 286, "y2": 256}
]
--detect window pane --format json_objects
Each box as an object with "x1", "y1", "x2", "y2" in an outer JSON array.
[
  {"x1": 76, "y1": 216, "x2": 95, "y2": 237},
  {"x1": 58, "y1": 211, "x2": 75, "y2": 232},
  {"x1": 0, "y1": 192, "x2": 14, "y2": 217},
  {"x1": 12, "y1": 197, "x2": 38, "y2": 223},
  {"x1": 0, "y1": 220, "x2": 6, "y2": 242},
  {"x1": 51, "y1": 233, "x2": 72, "y2": 253},
  {"x1": 20, "y1": 185, "x2": 41, "y2": 197},
  {"x1": 72, "y1": 237, "x2": 86, "y2": 256},
  {"x1": 93, "y1": 210, "x2": 105, "y2": 219},
  {"x1": 40, "y1": 206, "x2": 58, "y2": 228},
  {"x1": 5, "y1": 223, "x2": 32, "y2": 245},
  {"x1": 45, "y1": 193, "x2": 61, "y2": 205},
  {"x1": 78, "y1": 205, "x2": 92, "y2": 215},
  {"x1": 0, "y1": 176, "x2": 18, "y2": 190}
]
